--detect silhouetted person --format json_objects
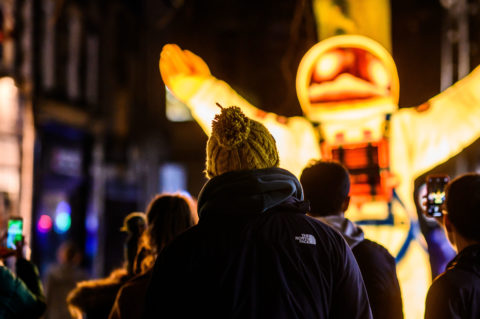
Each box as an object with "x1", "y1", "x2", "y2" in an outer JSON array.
[
  {"x1": 300, "y1": 160, "x2": 403, "y2": 319},
  {"x1": 67, "y1": 212, "x2": 146, "y2": 319},
  {"x1": 109, "y1": 193, "x2": 196, "y2": 318},
  {"x1": 143, "y1": 106, "x2": 372, "y2": 318},
  {"x1": 44, "y1": 241, "x2": 88, "y2": 319},
  {"x1": 425, "y1": 173, "x2": 480, "y2": 319},
  {"x1": 120, "y1": 212, "x2": 147, "y2": 276}
]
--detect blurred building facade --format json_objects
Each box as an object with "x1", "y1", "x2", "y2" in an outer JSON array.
[{"x1": 7, "y1": 0, "x2": 209, "y2": 277}]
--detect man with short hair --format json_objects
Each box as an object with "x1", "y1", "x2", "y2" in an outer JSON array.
[
  {"x1": 425, "y1": 173, "x2": 480, "y2": 319},
  {"x1": 300, "y1": 160, "x2": 403, "y2": 319}
]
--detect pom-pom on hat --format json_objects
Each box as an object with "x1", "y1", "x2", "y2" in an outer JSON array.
[{"x1": 206, "y1": 103, "x2": 280, "y2": 178}]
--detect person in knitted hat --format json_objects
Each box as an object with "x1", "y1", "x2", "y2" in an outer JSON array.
[
  {"x1": 143, "y1": 105, "x2": 372, "y2": 319},
  {"x1": 205, "y1": 103, "x2": 279, "y2": 178}
]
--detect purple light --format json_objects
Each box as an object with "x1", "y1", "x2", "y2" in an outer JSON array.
[{"x1": 85, "y1": 214, "x2": 98, "y2": 233}]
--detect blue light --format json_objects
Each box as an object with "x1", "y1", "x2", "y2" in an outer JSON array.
[
  {"x1": 54, "y1": 212, "x2": 71, "y2": 234},
  {"x1": 55, "y1": 201, "x2": 71, "y2": 215},
  {"x1": 85, "y1": 214, "x2": 98, "y2": 233},
  {"x1": 54, "y1": 201, "x2": 71, "y2": 234}
]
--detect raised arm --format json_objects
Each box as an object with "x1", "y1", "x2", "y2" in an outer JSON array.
[
  {"x1": 159, "y1": 44, "x2": 321, "y2": 176},
  {"x1": 391, "y1": 65, "x2": 480, "y2": 180}
]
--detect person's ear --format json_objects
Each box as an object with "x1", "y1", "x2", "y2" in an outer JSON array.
[
  {"x1": 444, "y1": 214, "x2": 453, "y2": 233},
  {"x1": 341, "y1": 196, "x2": 350, "y2": 212},
  {"x1": 443, "y1": 214, "x2": 457, "y2": 248}
]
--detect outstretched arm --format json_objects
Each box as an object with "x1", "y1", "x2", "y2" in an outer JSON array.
[
  {"x1": 160, "y1": 43, "x2": 273, "y2": 134},
  {"x1": 391, "y1": 66, "x2": 480, "y2": 180},
  {"x1": 159, "y1": 44, "x2": 321, "y2": 176}
]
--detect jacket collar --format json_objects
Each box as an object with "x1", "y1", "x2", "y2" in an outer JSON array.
[
  {"x1": 315, "y1": 215, "x2": 365, "y2": 248},
  {"x1": 197, "y1": 167, "x2": 304, "y2": 219}
]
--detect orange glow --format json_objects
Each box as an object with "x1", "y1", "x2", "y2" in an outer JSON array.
[
  {"x1": 296, "y1": 35, "x2": 399, "y2": 123},
  {"x1": 368, "y1": 58, "x2": 390, "y2": 89},
  {"x1": 321, "y1": 138, "x2": 393, "y2": 204},
  {"x1": 312, "y1": 50, "x2": 343, "y2": 82}
]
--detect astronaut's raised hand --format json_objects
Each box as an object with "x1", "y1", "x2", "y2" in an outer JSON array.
[{"x1": 159, "y1": 44, "x2": 211, "y2": 103}]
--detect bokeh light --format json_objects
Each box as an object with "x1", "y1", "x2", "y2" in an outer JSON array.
[
  {"x1": 54, "y1": 212, "x2": 71, "y2": 234},
  {"x1": 37, "y1": 214, "x2": 53, "y2": 233},
  {"x1": 54, "y1": 201, "x2": 72, "y2": 234},
  {"x1": 85, "y1": 214, "x2": 98, "y2": 233}
]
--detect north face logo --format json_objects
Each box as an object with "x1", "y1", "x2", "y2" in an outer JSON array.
[{"x1": 295, "y1": 234, "x2": 316, "y2": 245}]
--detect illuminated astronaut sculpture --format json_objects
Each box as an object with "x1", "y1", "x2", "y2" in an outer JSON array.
[{"x1": 159, "y1": 35, "x2": 480, "y2": 317}]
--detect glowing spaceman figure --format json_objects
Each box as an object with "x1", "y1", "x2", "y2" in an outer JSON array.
[{"x1": 159, "y1": 35, "x2": 480, "y2": 318}]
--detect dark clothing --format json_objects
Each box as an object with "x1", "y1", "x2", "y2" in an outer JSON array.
[
  {"x1": 317, "y1": 216, "x2": 403, "y2": 319},
  {"x1": 109, "y1": 269, "x2": 153, "y2": 319},
  {"x1": 353, "y1": 239, "x2": 403, "y2": 319},
  {"x1": 144, "y1": 168, "x2": 372, "y2": 319},
  {"x1": 67, "y1": 269, "x2": 130, "y2": 319},
  {"x1": 0, "y1": 258, "x2": 46, "y2": 319},
  {"x1": 425, "y1": 244, "x2": 480, "y2": 319}
]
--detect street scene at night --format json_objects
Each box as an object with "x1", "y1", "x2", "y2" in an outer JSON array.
[{"x1": 1, "y1": 1, "x2": 480, "y2": 318}]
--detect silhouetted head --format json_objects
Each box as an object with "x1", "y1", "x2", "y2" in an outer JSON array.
[
  {"x1": 120, "y1": 212, "x2": 147, "y2": 236},
  {"x1": 445, "y1": 173, "x2": 480, "y2": 242},
  {"x1": 146, "y1": 193, "x2": 196, "y2": 253},
  {"x1": 300, "y1": 160, "x2": 350, "y2": 217}
]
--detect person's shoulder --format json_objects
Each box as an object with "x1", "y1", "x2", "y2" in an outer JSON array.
[
  {"x1": 117, "y1": 271, "x2": 151, "y2": 301},
  {"x1": 0, "y1": 264, "x2": 15, "y2": 284},
  {"x1": 426, "y1": 268, "x2": 469, "y2": 313},
  {"x1": 431, "y1": 264, "x2": 480, "y2": 292},
  {"x1": 167, "y1": 224, "x2": 200, "y2": 247},
  {"x1": 354, "y1": 238, "x2": 395, "y2": 261}
]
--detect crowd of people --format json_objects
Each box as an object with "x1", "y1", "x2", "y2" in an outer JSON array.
[{"x1": 1, "y1": 104, "x2": 480, "y2": 318}]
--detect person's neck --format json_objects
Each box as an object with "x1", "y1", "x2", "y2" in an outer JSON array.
[{"x1": 455, "y1": 234, "x2": 480, "y2": 253}]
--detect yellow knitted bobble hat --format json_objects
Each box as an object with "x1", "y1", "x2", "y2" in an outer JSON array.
[{"x1": 205, "y1": 103, "x2": 280, "y2": 178}]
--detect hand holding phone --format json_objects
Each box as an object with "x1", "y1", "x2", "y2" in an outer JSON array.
[
  {"x1": 0, "y1": 246, "x2": 15, "y2": 259},
  {"x1": 425, "y1": 174, "x2": 450, "y2": 217}
]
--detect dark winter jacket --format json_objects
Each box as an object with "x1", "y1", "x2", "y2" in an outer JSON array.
[
  {"x1": 0, "y1": 258, "x2": 46, "y2": 319},
  {"x1": 318, "y1": 216, "x2": 403, "y2": 319},
  {"x1": 353, "y1": 239, "x2": 403, "y2": 319},
  {"x1": 425, "y1": 244, "x2": 480, "y2": 319},
  {"x1": 143, "y1": 167, "x2": 372, "y2": 319}
]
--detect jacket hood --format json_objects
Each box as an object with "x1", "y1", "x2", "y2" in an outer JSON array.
[
  {"x1": 316, "y1": 215, "x2": 364, "y2": 248},
  {"x1": 448, "y1": 244, "x2": 480, "y2": 277},
  {"x1": 197, "y1": 167, "x2": 303, "y2": 219}
]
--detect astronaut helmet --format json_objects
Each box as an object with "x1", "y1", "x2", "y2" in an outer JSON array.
[{"x1": 296, "y1": 35, "x2": 400, "y2": 124}]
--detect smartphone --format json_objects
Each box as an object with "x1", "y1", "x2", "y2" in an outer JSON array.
[
  {"x1": 426, "y1": 174, "x2": 450, "y2": 217},
  {"x1": 6, "y1": 217, "x2": 23, "y2": 250}
]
